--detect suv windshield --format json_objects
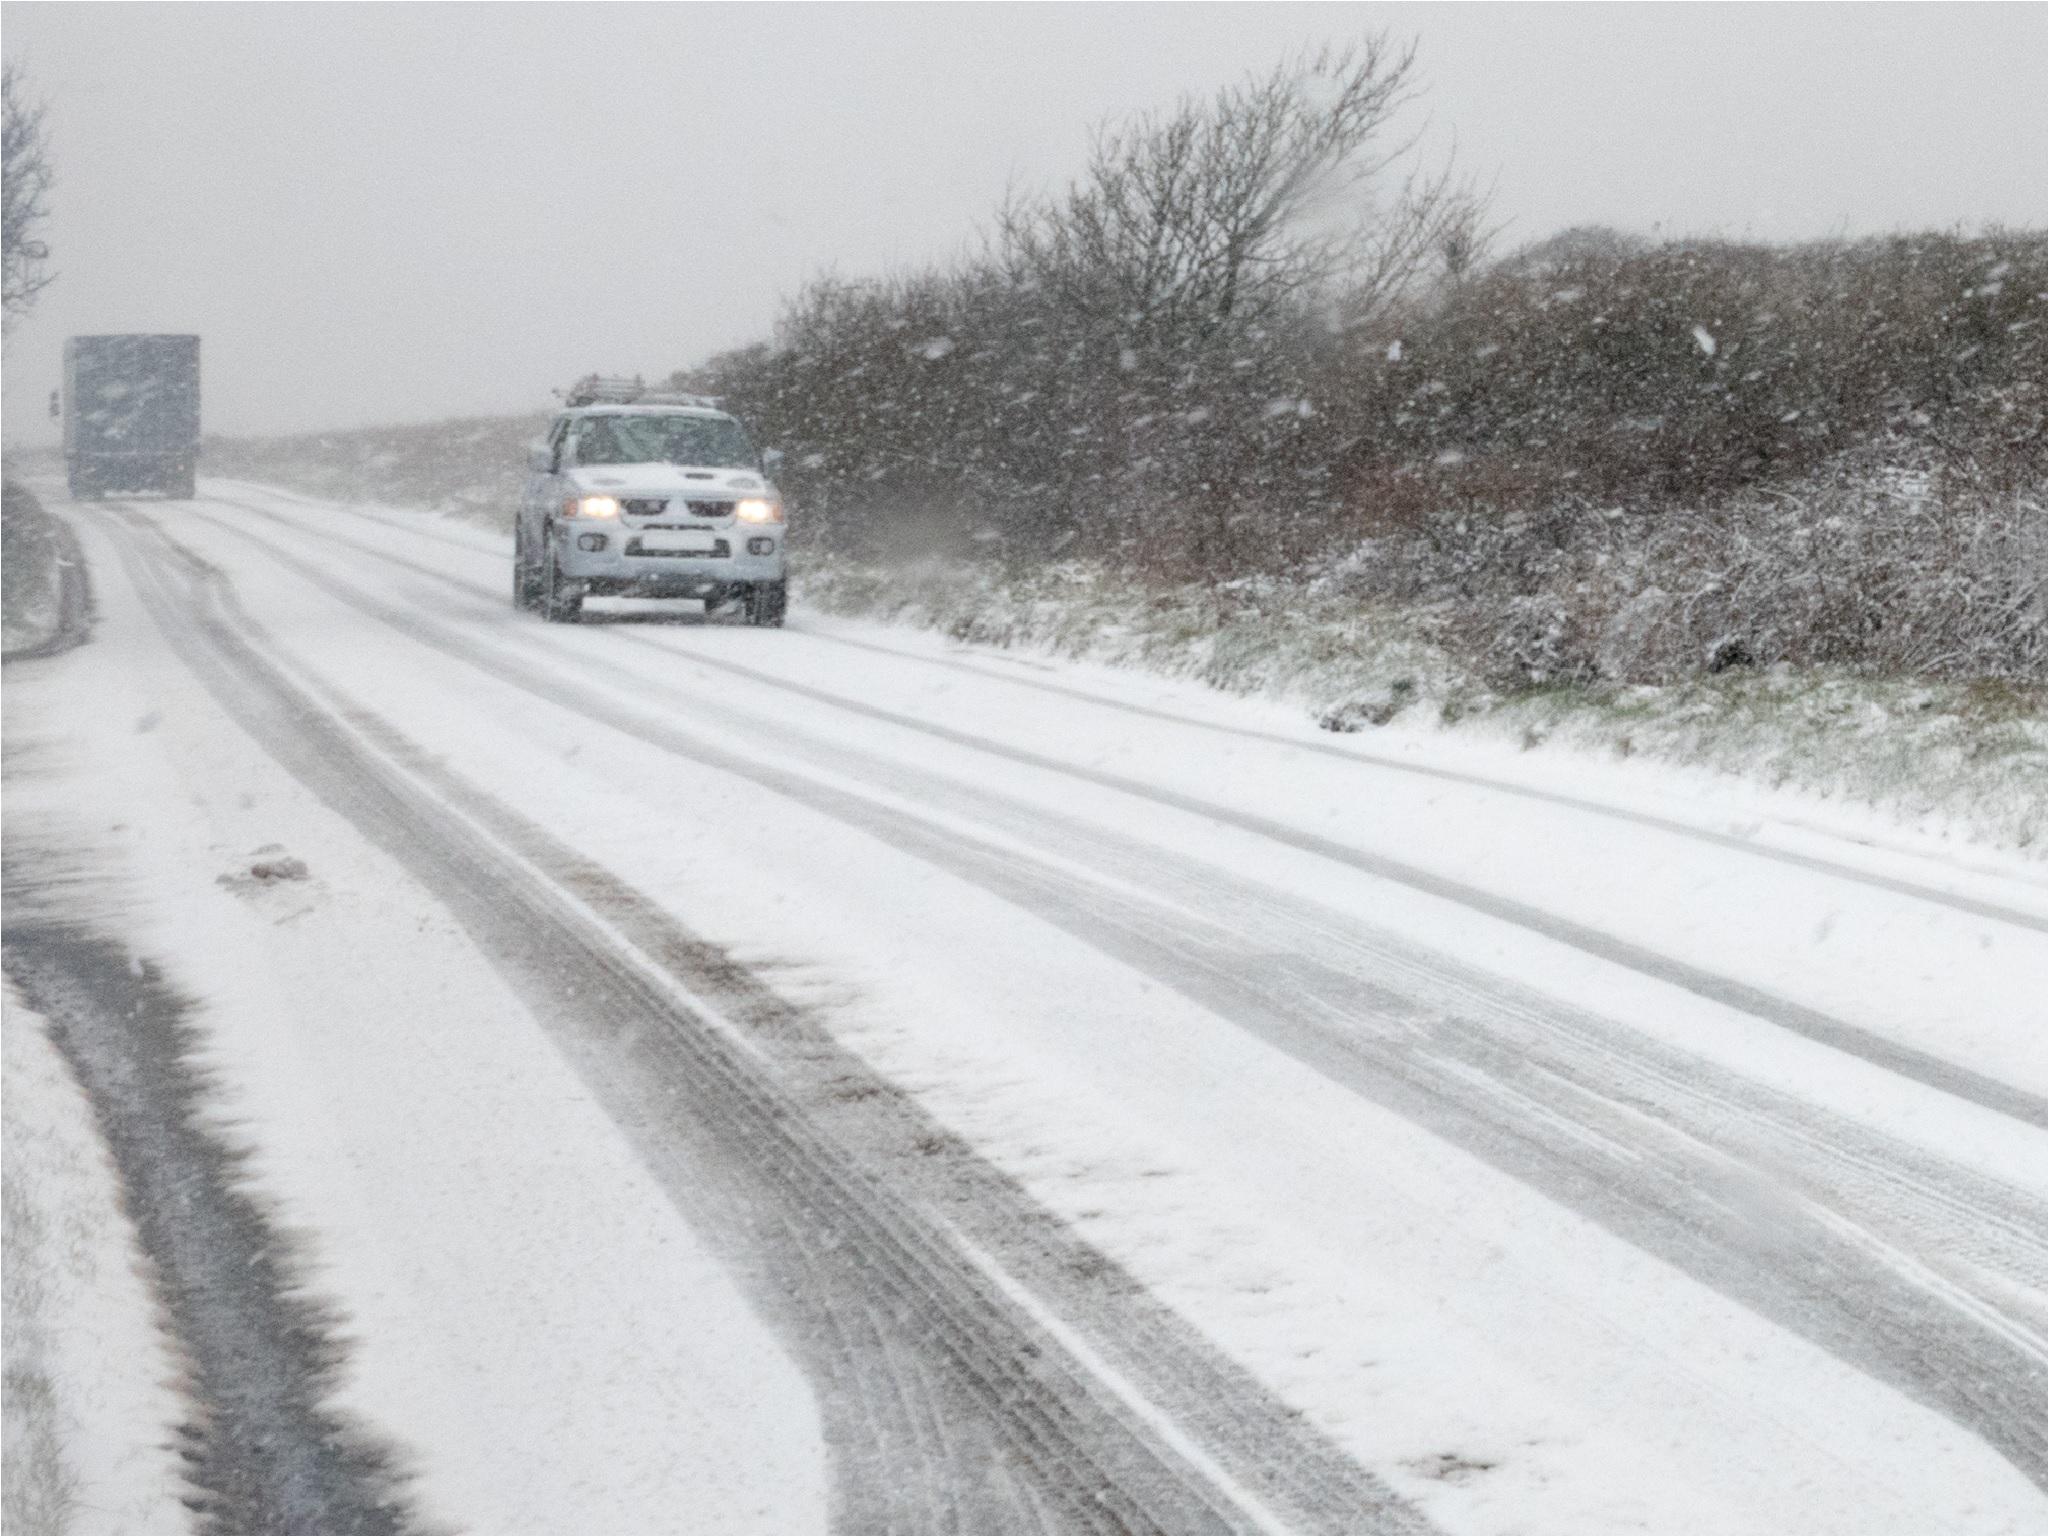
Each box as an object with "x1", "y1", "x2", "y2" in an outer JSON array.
[{"x1": 574, "y1": 413, "x2": 756, "y2": 469}]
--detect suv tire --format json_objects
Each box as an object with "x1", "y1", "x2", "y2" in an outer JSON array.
[
  {"x1": 512, "y1": 529, "x2": 541, "y2": 609},
  {"x1": 745, "y1": 579, "x2": 786, "y2": 628},
  {"x1": 539, "y1": 538, "x2": 582, "y2": 623}
]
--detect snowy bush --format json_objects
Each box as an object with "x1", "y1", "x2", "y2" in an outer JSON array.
[
  {"x1": 1339, "y1": 444, "x2": 2045, "y2": 686},
  {"x1": 692, "y1": 214, "x2": 2044, "y2": 687}
]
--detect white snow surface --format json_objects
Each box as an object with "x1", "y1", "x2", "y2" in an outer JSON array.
[
  {"x1": 8, "y1": 476, "x2": 2047, "y2": 1535},
  {"x1": 4, "y1": 511, "x2": 827, "y2": 1535}
]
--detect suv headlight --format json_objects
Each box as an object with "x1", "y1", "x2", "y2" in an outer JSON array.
[
  {"x1": 563, "y1": 495, "x2": 620, "y2": 519},
  {"x1": 734, "y1": 498, "x2": 783, "y2": 523}
]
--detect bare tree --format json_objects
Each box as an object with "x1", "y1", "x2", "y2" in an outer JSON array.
[
  {"x1": 1332, "y1": 156, "x2": 1497, "y2": 331},
  {"x1": 3, "y1": 60, "x2": 56, "y2": 326},
  {"x1": 995, "y1": 36, "x2": 1477, "y2": 348}
]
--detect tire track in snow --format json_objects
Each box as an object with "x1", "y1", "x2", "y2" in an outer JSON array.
[
  {"x1": 602, "y1": 634, "x2": 2048, "y2": 1129},
  {"x1": 157, "y1": 504, "x2": 2048, "y2": 1495},
  {"x1": 0, "y1": 919, "x2": 429, "y2": 1534},
  {"x1": 105, "y1": 508, "x2": 1436, "y2": 1536},
  {"x1": 787, "y1": 625, "x2": 2048, "y2": 932}
]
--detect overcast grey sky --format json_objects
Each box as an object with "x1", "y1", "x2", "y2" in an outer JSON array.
[{"x1": 4, "y1": 3, "x2": 2044, "y2": 443}]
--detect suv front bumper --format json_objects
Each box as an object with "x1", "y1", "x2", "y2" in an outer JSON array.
[{"x1": 554, "y1": 525, "x2": 783, "y2": 598}]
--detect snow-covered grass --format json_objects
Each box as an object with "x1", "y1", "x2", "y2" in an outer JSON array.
[
  {"x1": 3, "y1": 479, "x2": 71, "y2": 656},
  {"x1": 2, "y1": 1146, "x2": 80, "y2": 1536},
  {"x1": 1, "y1": 985, "x2": 192, "y2": 1536},
  {"x1": 801, "y1": 550, "x2": 2048, "y2": 856}
]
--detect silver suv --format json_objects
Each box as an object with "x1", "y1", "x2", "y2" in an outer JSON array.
[{"x1": 515, "y1": 379, "x2": 787, "y2": 625}]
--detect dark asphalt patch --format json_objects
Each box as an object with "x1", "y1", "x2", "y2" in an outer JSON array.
[{"x1": 2, "y1": 915, "x2": 433, "y2": 1536}]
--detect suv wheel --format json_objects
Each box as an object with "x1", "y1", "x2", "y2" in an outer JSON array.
[
  {"x1": 745, "y1": 579, "x2": 787, "y2": 628},
  {"x1": 512, "y1": 528, "x2": 541, "y2": 609},
  {"x1": 539, "y1": 537, "x2": 582, "y2": 623}
]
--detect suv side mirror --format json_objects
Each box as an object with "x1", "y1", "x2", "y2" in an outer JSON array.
[
  {"x1": 761, "y1": 447, "x2": 786, "y2": 477},
  {"x1": 528, "y1": 439, "x2": 556, "y2": 474}
]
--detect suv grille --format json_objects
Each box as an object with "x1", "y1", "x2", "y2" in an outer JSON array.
[
  {"x1": 685, "y1": 499, "x2": 736, "y2": 519},
  {"x1": 626, "y1": 538, "x2": 729, "y2": 559},
  {"x1": 621, "y1": 498, "x2": 669, "y2": 517}
]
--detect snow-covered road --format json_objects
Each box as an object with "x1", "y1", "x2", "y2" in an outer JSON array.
[{"x1": 6, "y1": 480, "x2": 2046, "y2": 1536}]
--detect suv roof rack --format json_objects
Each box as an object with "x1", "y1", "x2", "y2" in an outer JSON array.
[{"x1": 560, "y1": 374, "x2": 722, "y2": 410}]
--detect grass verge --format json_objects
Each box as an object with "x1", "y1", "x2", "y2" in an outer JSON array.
[
  {"x1": 2, "y1": 480, "x2": 92, "y2": 660},
  {"x1": 802, "y1": 553, "x2": 2048, "y2": 857}
]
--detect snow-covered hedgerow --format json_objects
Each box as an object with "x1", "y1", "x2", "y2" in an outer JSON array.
[
  {"x1": 1327, "y1": 441, "x2": 2046, "y2": 688},
  {"x1": 693, "y1": 230, "x2": 2045, "y2": 608},
  {"x1": 681, "y1": 173, "x2": 2046, "y2": 693}
]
